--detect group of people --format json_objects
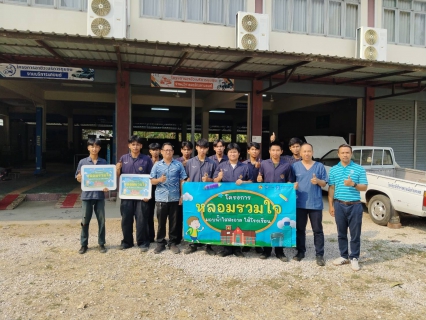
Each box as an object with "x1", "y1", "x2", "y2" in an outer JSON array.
[{"x1": 75, "y1": 134, "x2": 367, "y2": 271}]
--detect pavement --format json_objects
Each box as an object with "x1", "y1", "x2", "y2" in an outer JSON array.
[{"x1": 0, "y1": 162, "x2": 116, "y2": 210}]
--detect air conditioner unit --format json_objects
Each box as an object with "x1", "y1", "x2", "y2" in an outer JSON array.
[
  {"x1": 236, "y1": 12, "x2": 269, "y2": 51},
  {"x1": 87, "y1": 0, "x2": 126, "y2": 38},
  {"x1": 356, "y1": 27, "x2": 387, "y2": 62}
]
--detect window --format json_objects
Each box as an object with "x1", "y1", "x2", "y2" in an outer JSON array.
[
  {"x1": 33, "y1": 0, "x2": 54, "y2": 6},
  {"x1": 1, "y1": 0, "x2": 86, "y2": 10},
  {"x1": 352, "y1": 150, "x2": 361, "y2": 164},
  {"x1": 383, "y1": 150, "x2": 393, "y2": 165},
  {"x1": 140, "y1": 0, "x2": 246, "y2": 26},
  {"x1": 384, "y1": 0, "x2": 426, "y2": 46},
  {"x1": 361, "y1": 149, "x2": 373, "y2": 166},
  {"x1": 4, "y1": 0, "x2": 28, "y2": 3},
  {"x1": 272, "y1": 0, "x2": 360, "y2": 39}
]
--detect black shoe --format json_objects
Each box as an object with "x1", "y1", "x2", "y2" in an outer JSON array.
[
  {"x1": 119, "y1": 242, "x2": 132, "y2": 250},
  {"x1": 293, "y1": 251, "x2": 305, "y2": 262},
  {"x1": 99, "y1": 245, "x2": 107, "y2": 253},
  {"x1": 233, "y1": 249, "x2": 245, "y2": 258},
  {"x1": 139, "y1": 245, "x2": 149, "y2": 253},
  {"x1": 217, "y1": 248, "x2": 232, "y2": 257},
  {"x1": 255, "y1": 247, "x2": 264, "y2": 254},
  {"x1": 184, "y1": 246, "x2": 197, "y2": 254},
  {"x1": 316, "y1": 256, "x2": 325, "y2": 266},
  {"x1": 205, "y1": 245, "x2": 216, "y2": 256},
  {"x1": 154, "y1": 244, "x2": 166, "y2": 254},
  {"x1": 276, "y1": 254, "x2": 289, "y2": 262},
  {"x1": 242, "y1": 247, "x2": 251, "y2": 252},
  {"x1": 78, "y1": 246, "x2": 88, "y2": 254},
  {"x1": 259, "y1": 252, "x2": 270, "y2": 260},
  {"x1": 169, "y1": 243, "x2": 180, "y2": 254}
]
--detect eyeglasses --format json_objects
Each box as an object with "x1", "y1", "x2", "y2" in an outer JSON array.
[{"x1": 162, "y1": 149, "x2": 173, "y2": 152}]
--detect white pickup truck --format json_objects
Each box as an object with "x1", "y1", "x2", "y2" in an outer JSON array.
[{"x1": 306, "y1": 137, "x2": 426, "y2": 227}]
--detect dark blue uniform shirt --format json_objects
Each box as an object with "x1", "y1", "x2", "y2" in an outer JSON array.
[
  {"x1": 213, "y1": 161, "x2": 250, "y2": 182},
  {"x1": 259, "y1": 159, "x2": 295, "y2": 183},
  {"x1": 185, "y1": 156, "x2": 217, "y2": 182},
  {"x1": 119, "y1": 153, "x2": 153, "y2": 175}
]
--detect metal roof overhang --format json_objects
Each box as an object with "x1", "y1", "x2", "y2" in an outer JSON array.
[{"x1": 1, "y1": 28, "x2": 426, "y2": 99}]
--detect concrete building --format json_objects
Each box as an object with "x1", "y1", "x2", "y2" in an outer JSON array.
[{"x1": 0, "y1": 0, "x2": 425, "y2": 170}]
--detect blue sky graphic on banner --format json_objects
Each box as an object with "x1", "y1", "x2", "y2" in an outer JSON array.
[{"x1": 183, "y1": 182, "x2": 296, "y2": 247}]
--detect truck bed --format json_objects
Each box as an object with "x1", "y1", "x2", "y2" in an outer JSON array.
[{"x1": 367, "y1": 167, "x2": 426, "y2": 185}]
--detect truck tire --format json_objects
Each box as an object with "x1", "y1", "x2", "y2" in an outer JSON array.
[{"x1": 368, "y1": 195, "x2": 392, "y2": 226}]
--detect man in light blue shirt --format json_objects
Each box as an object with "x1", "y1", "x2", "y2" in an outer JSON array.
[
  {"x1": 150, "y1": 142, "x2": 187, "y2": 254},
  {"x1": 328, "y1": 144, "x2": 368, "y2": 271},
  {"x1": 292, "y1": 143, "x2": 328, "y2": 266}
]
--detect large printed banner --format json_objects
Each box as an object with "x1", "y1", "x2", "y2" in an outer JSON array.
[
  {"x1": 183, "y1": 182, "x2": 296, "y2": 247},
  {"x1": 151, "y1": 73, "x2": 234, "y2": 91},
  {"x1": 0, "y1": 64, "x2": 94, "y2": 81}
]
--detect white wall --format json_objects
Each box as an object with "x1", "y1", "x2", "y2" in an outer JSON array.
[
  {"x1": 0, "y1": 3, "x2": 87, "y2": 35},
  {"x1": 1, "y1": 0, "x2": 426, "y2": 66}
]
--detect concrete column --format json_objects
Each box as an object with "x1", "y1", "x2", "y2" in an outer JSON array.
[
  {"x1": 269, "y1": 110, "x2": 279, "y2": 137},
  {"x1": 202, "y1": 111, "x2": 209, "y2": 139},
  {"x1": 356, "y1": 98, "x2": 363, "y2": 146},
  {"x1": 251, "y1": 80, "x2": 263, "y2": 145},
  {"x1": 182, "y1": 119, "x2": 187, "y2": 141},
  {"x1": 231, "y1": 120, "x2": 237, "y2": 142},
  {"x1": 67, "y1": 115, "x2": 73, "y2": 149},
  {"x1": 255, "y1": 0, "x2": 263, "y2": 13},
  {"x1": 365, "y1": 87, "x2": 375, "y2": 146},
  {"x1": 0, "y1": 106, "x2": 10, "y2": 147},
  {"x1": 115, "y1": 70, "x2": 131, "y2": 161},
  {"x1": 34, "y1": 104, "x2": 45, "y2": 174}
]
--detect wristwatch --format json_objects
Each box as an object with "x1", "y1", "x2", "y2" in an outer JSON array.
[{"x1": 353, "y1": 183, "x2": 358, "y2": 188}]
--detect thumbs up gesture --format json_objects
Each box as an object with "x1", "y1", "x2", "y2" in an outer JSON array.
[
  {"x1": 257, "y1": 172, "x2": 263, "y2": 183},
  {"x1": 311, "y1": 173, "x2": 318, "y2": 185},
  {"x1": 344, "y1": 175, "x2": 353, "y2": 186},
  {"x1": 202, "y1": 172, "x2": 209, "y2": 182},
  {"x1": 159, "y1": 173, "x2": 167, "y2": 183},
  {"x1": 255, "y1": 159, "x2": 261, "y2": 169},
  {"x1": 270, "y1": 132, "x2": 276, "y2": 143},
  {"x1": 217, "y1": 169, "x2": 224, "y2": 181}
]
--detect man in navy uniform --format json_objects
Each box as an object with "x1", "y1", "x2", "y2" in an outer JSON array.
[
  {"x1": 257, "y1": 142, "x2": 295, "y2": 261},
  {"x1": 116, "y1": 135, "x2": 153, "y2": 252}
]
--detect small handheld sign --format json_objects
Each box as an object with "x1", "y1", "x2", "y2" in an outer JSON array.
[
  {"x1": 119, "y1": 174, "x2": 152, "y2": 200},
  {"x1": 81, "y1": 165, "x2": 117, "y2": 191}
]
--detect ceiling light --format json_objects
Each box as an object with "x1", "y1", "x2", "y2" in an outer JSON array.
[
  {"x1": 209, "y1": 110, "x2": 225, "y2": 113},
  {"x1": 244, "y1": 94, "x2": 267, "y2": 97},
  {"x1": 151, "y1": 108, "x2": 169, "y2": 111},
  {"x1": 160, "y1": 89, "x2": 186, "y2": 93}
]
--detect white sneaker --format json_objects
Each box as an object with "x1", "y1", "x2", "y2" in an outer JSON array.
[
  {"x1": 350, "y1": 258, "x2": 360, "y2": 271},
  {"x1": 332, "y1": 257, "x2": 350, "y2": 266}
]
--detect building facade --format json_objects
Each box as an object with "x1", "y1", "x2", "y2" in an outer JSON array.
[{"x1": 0, "y1": 0, "x2": 425, "y2": 169}]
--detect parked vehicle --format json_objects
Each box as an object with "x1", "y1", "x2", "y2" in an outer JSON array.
[{"x1": 308, "y1": 136, "x2": 426, "y2": 226}]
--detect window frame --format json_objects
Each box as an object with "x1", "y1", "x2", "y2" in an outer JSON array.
[
  {"x1": 1, "y1": 0, "x2": 86, "y2": 10},
  {"x1": 140, "y1": 0, "x2": 246, "y2": 27},
  {"x1": 272, "y1": 0, "x2": 360, "y2": 39},
  {"x1": 58, "y1": 0, "x2": 84, "y2": 11},
  {"x1": 383, "y1": 0, "x2": 426, "y2": 47}
]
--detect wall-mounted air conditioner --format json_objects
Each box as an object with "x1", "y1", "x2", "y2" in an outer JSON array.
[
  {"x1": 87, "y1": 0, "x2": 126, "y2": 38},
  {"x1": 356, "y1": 27, "x2": 387, "y2": 62},
  {"x1": 236, "y1": 12, "x2": 269, "y2": 51}
]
